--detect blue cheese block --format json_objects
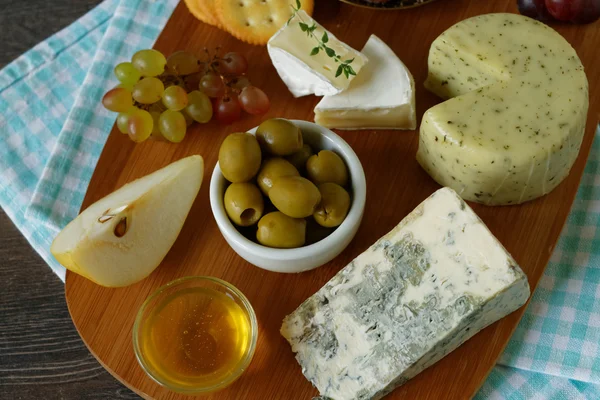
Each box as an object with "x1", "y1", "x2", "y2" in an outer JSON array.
[{"x1": 281, "y1": 187, "x2": 530, "y2": 400}]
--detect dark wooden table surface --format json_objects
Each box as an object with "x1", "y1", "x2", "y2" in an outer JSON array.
[{"x1": 0, "y1": 1, "x2": 138, "y2": 398}]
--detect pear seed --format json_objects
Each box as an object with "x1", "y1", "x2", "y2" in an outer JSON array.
[
  {"x1": 98, "y1": 214, "x2": 113, "y2": 223},
  {"x1": 114, "y1": 217, "x2": 128, "y2": 238}
]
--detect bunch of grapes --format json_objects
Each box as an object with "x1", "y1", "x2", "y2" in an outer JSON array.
[{"x1": 102, "y1": 49, "x2": 270, "y2": 143}]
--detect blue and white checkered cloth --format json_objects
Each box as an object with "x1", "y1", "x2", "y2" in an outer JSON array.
[
  {"x1": 0, "y1": 0, "x2": 177, "y2": 280},
  {"x1": 1, "y1": 0, "x2": 600, "y2": 397}
]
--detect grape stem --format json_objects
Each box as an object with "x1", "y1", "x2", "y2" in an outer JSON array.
[
  {"x1": 289, "y1": 0, "x2": 355, "y2": 79},
  {"x1": 200, "y1": 47, "x2": 250, "y2": 97},
  {"x1": 160, "y1": 73, "x2": 185, "y2": 88}
]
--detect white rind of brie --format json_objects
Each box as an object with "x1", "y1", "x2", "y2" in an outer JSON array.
[
  {"x1": 267, "y1": 10, "x2": 368, "y2": 98},
  {"x1": 314, "y1": 34, "x2": 416, "y2": 130}
]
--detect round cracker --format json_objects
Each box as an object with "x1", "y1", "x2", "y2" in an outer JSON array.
[
  {"x1": 216, "y1": 0, "x2": 314, "y2": 45},
  {"x1": 185, "y1": 0, "x2": 221, "y2": 27}
]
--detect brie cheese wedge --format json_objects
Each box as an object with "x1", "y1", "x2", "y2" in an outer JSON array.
[
  {"x1": 314, "y1": 34, "x2": 416, "y2": 130},
  {"x1": 267, "y1": 10, "x2": 368, "y2": 98}
]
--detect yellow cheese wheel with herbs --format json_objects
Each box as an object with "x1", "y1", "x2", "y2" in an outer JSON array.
[{"x1": 417, "y1": 13, "x2": 588, "y2": 205}]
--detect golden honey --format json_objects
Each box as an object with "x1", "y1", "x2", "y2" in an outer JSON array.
[{"x1": 138, "y1": 286, "x2": 252, "y2": 390}]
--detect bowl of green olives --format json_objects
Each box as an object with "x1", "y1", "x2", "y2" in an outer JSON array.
[{"x1": 210, "y1": 119, "x2": 366, "y2": 273}]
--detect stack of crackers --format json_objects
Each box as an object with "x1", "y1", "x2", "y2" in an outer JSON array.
[{"x1": 184, "y1": 0, "x2": 314, "y2": 45}]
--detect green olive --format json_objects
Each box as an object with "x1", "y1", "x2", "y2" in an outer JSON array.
[
  {"x1": 224, "y1": 183, "x2": 264, "y2": 226},
  {"x1": 269, "y1": 176, "x2": 321, "y2": 218},
  {"x1": 256, "y1": 118, "x2": 303, "y2": 156},
  {"x1": 285, "y1": 144, "x2": 314, "y2": 171},
  {"x1": 257, "y1": 158, "x2": 300, "y2": 196},
  {"x1": 219, "y1": 133, "x2": 261, "y2": 183},
  {"x1": 257, "y1": 212, "x2": 306, "y2": 248},
  {"x1": 306, "y1": 150, "x2": 349, "y2": 186},
  {"x1": 313, "y1": 183, "x2": 351, "y2": 228}
]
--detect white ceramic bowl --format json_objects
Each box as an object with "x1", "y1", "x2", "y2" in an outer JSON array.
[{"x1": 210, "y1": 120, "x2": 366, "y2": 273}]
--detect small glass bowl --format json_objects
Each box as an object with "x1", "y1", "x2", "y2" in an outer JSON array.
[{"x1": 132, "y1": 276, "x2": 258, "y2": 395}]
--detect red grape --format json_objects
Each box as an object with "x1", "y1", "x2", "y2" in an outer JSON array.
[
  {"x1": 200, "y1": 72, "x2": 226, "y2": 98},
  {"x1": 547, "y1": 0, "x2": 600, "y2": 23},
  {"x1": 546, "y1": 0, "x2": 578, "y2": 19},
  {"x1": 229, "y1": 76, "x2": 251, "y2": 90},
  {"x1": 218, "y1": 52, "x2": 248, "y2": 75},
  {"x1": 238, "y1": 86, "x2": 270, "y2": 115},
  {"x1": 215, "y1": 97, "x2": 242, "y2": 124},
  {"x1": 571, "y1": 0, "x2": 600, "y2": 23},
  {"x1": 518, "y1": 0, "x2": 600, "y2": 23},
  {"x1": 518, "y1": 0, "x2": 554, "y2": 20}
]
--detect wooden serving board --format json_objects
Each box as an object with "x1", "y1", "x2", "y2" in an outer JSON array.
[{"x1": 65, "y1": 1, "x2": 600, "y2": 399}]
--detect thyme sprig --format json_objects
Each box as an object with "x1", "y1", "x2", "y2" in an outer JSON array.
[{"x1": 289, "y1": 0, "x2": 356, "y2": 79}]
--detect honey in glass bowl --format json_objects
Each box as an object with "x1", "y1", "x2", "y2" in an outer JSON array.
[{"x1": 133, "y1": 276, "x2": 257, "y2": 394}]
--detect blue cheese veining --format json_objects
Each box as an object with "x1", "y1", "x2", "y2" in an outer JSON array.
[{"x1": 281, "y1": 187, "x2": 530, "y2": 400}]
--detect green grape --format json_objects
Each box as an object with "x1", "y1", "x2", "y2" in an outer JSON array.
[
  {"x1": 116, "y1": 111, "x2": 132, "y2": 134},
  {"x1": 159, "y1": 110, "x2": 187, "y2": 143},
  {"x1": 102, "y1": 87, "x2": 133, "y2": 112},
  {"x1": 114, "y1": 62, "x2": 141, "y2": 86},
  {"x1": 132, "y1": 77, "x2": 164, "y2": 104},
  {"x1": 161, "y1": 85, "x2": 188, "y2": 111},
  {"x1": 182, "y1": 109, "x2": 194, "y2": 126},
  {"x1": 131, "y1": 49, "x2": 166, "y2": 77},
  {"x1": 166, "y1": 51, "x2": 200, "y2": 75},
  {"x1": 127, "y1": 108, "x2": 153, "y2": 143},
  {"x1": 185, "y1": 90, "x2": 213, "y2": 123}
]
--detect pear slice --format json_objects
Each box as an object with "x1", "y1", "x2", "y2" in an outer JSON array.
[{"x1": 51, "y1": 155, "x2": 204, "y2": 287}]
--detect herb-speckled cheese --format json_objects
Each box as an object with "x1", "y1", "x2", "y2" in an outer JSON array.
[
  {"x1": 281, "y1": 187, "x2": 530, "y2": 400},
  {"x1": 417, "y1": 13, "x2": 588, "y2": 205}
]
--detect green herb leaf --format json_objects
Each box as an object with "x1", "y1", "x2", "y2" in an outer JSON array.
[{"x1": 295, "y1": 7, "x2": 353, "y2": 80}]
